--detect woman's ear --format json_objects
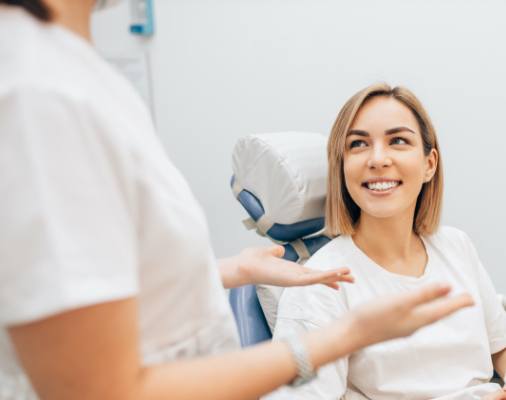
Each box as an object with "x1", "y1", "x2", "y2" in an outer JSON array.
[{"x1": 424, "y1": 149, "x2": 438, "y2": 182}]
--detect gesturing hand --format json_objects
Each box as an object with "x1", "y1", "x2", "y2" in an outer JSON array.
[
  {"x1": 350, "y1": 283, "x2": 474, "y2": 347},
  {"x1": 233, "y1": 245, "x2": 354, "y2": 289}
]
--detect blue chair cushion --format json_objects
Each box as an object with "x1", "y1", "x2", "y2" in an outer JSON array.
[
  {"x1": 233, "y1": 178, "x2": 325, "y2": 242},
  {"x1": 229, "y1": 285, "x2": 272, "y2": 346}
]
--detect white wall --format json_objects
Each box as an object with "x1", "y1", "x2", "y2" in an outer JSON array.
[{"x1": 92, "y1": 0, "x2": 506, "y2": 292}]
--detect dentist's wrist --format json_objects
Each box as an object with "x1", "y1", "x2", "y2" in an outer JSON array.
[
  {"x1": 218, "y1": 255, "x2": 250, "y2": 289},
  {"x1": 217, "y1": 256, "x2": 240, "y2": 288},
  {"x1": 303, "y1": 316, "x2": 361, "y2": 369}
]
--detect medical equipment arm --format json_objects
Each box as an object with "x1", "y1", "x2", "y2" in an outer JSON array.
[
  {"x1": 8, "y1": 284, "x2": 472, "y2": 400},
  {"x1": 218, "y1": 245, "x2": 353, "y2": 289}
]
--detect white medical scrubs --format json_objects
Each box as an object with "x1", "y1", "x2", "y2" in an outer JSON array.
[
  {"x1": 0, "y1": 6, "x2": 239, "y2": 398},
  {"x1": 264, "y1": 226, "x2": 506, "y2": 400}
]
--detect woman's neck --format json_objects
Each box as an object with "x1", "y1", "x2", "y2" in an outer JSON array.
[
  {"x1": 44, "y1": 0, "x2": 95, "y2": 41},
  {"x1": 352, "y1": 207, "x2": 427, "y2": 276}
]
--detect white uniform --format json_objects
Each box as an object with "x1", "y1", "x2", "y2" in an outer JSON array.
[
  {"x1": 0, "y1": 6, "x2": 239, "y2": 398},
  {"x1": 264, "y1": 226, "x2": 506, "y2": 400}
]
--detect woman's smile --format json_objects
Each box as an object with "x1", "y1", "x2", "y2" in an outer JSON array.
[{"x1": 361, "y1": 178, "x2": 403, "y2": 196}]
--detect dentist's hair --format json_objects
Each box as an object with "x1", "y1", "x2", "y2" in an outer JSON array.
[
  {"x1": 0, "y1": 0, "x2": 52, "y2": 21},
  {"x1": 325, "y1": 83, "x2": 443, "y2": 237}
]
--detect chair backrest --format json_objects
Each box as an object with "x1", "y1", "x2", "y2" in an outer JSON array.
[{"x1": 229, "y1": 132, "x2": 330, "y2": 346}]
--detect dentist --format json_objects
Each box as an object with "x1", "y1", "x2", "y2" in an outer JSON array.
[{"x1": 0, "y1": 1, "x2": 473, "y2": 399}]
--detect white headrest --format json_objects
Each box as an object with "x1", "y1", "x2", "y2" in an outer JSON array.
[{"x1": 232, "y1": 132, "x2": 328, "y2": 225}]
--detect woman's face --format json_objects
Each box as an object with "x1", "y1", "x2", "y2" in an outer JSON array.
[{"x1": 343, "y1": 96, "x2": 437, "y2": 221}]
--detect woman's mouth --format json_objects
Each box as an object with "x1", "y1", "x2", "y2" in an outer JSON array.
[{"x1": 361, "y1": 180, "x2": 402, "y2": 193}]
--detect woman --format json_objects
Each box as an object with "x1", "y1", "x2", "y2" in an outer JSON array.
[
  {"x1": 264, "y1": 84, "x2": 506, "y2": 400},
  {"x1": 0, "y1": 2, "x2": 473, "y2": 399}
]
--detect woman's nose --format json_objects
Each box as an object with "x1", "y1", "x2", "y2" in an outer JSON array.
[{"x1": 367, "y1": 145, "x2": 392, "y2": 169}]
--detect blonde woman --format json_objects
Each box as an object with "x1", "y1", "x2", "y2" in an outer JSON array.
[{"x1": 264, "y1": 84, "x2": 506, "y2": 400}]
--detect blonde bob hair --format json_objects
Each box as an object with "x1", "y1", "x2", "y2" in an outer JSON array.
[{"x1": 325, "y1": 83, "x2": 443, "y2": 237}]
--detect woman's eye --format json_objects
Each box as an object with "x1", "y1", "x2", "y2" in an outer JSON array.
[
  {"x1": 349, "y1": 140, "x2": 367, "y2": 149},
  {"x1": 391, "y1": 137, "x2": 409, "y2": 145}
]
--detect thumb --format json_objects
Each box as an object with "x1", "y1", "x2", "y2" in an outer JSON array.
[{"x1": 269, "y1": 245, "x2": 285, "y2": 258}]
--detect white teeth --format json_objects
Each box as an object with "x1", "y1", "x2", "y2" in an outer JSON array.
[{"x1": 366, "y1": 181, "x2": 399, "y2": 191}]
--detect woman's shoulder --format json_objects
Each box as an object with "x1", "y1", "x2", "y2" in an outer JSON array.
[
  {"x1": 0, "y1": 10, "x2": 115, "y2": 107},
  {"x1": 424, "y1": 225, "x2": 474, "y2": 253},
  {"x1": 0, "y1": 16, "x2": 65, "y2": 91},
  {"x1": 304, "y1": 235, "x2": 351, "y2": 271}
]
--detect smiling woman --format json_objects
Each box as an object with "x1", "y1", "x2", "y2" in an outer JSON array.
[
  {"x1": 326, "y1": 84, "x2": 443, "y2": 237},
  {"x1": 264, "y1": 84, "x2": 506, "y2": 400}
]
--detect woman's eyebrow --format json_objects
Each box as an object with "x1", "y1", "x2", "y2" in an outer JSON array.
[
  {"x1": 347, "y1": 129, "x2": 369, "y2": 137},
  {"x1": 385, "y1": 126, "x2": 416, "y2": 135},
  {"x1": 347, "y1": 126, "x2": 416, "y2": 137}
]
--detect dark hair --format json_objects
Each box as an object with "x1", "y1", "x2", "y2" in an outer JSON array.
[{"x1": 0, "y1": 0, "x2": 52, "y2": 21}]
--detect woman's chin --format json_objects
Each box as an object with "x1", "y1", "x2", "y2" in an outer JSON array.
[{"x1": 358, "y1": 203, "x2": 407, "y2": 220}]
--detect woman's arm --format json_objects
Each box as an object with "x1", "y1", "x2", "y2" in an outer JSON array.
[
  {"x1": 219, "y1": 245, "x2": 354, "y2": 289},
  {"x1": 493, "y1": 348, "x2": 506, "y2": 383},
  {"x1": 9, "y1": 283, "x2": 473, "y2": 400}
]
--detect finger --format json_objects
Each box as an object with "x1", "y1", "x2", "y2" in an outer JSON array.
[
  {"x1": 336, "y1": 273, "x2": 355, "y2": 283},
  {"x1": 324, "y1": 282, "x2": 340, "y2": 290},
  {"x1": 316, "y1": 269, "x2": 355, "y2": 283},
  {"x1": 300, "y1": 267, "x2": 354, "y2": 281},
  {"x1": 414, "y1": 293, "x2": 474, "y2": 325},
  {"x1": 269, "y1": 245, "x2": 285, "y2": 258},
  {"x1": 304, "y1": 270, "x2": 355, "y2": 285},
  {"x1": 335, "y1": 267, "x2": 351, "y2": 275},
  {"x1": 402, "y1": 283, "x2": 452, "y2": 309},
  {"x1": 322, "y1": 271, "x2": 355, "y2": 284}
]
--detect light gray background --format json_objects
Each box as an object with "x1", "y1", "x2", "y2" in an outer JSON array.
[{"x1": 92, "y1": 0, "x2": 506, "y2": 292}]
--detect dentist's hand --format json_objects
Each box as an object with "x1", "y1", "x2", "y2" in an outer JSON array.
[
  {"x1": 301, "y1": 283, "x2": 475, "y2": 374},
  {"x1": 219, "y1": 245, "x2": 354, "y2": 289},
  {"x1": 349, "y1": 283, "x2": 474, "y2": 347}
]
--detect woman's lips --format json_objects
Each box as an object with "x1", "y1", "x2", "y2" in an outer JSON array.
[{"x1": 361, "y1": 180, "x2": 402, "y2": 196}]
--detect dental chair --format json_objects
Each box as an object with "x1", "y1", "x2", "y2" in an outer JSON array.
[
  {"x1": 228, "y1": 132, "x2": 506, "y2": 350},
  {"x1": 228, "y1": 131, "x2": 330, "y2": 346}
]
